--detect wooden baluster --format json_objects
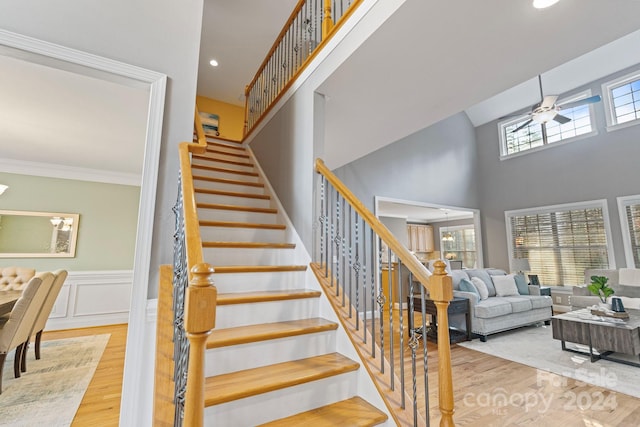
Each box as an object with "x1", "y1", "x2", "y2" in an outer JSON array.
[
  {"x1": 322, "y1": 0, "x2": 334, "y2": 39},
  {"x1": 183, "y1": 263, "x2": 217, "y2": 427},
  {"x1": 429, "y1": 260, "x2": 455, "y2": 426}
]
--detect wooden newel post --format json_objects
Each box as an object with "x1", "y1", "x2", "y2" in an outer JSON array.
[
  {"x1": 429, "y1": 260, "x2": 455, "y2": 427},
  {"x1": 183, "y1": 263, "x2": 217, "y2": 427},
  {"x1": 322, "y1": 0, "x2": 334, "y2": 39}
]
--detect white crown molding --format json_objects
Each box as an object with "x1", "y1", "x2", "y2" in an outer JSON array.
[{"x1": 0, "y1": 157, "x2": 141, "y2": 186}]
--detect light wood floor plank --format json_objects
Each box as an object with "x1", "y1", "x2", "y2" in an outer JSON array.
[{"x1": 42, "y1": 323, "x2": 127, "y2": 427}]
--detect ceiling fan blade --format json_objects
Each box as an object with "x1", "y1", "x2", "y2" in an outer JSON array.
[
  {"x1": 540, "y1": 95, "x2": 558, "y2": 109},
  {"x1": 553, "y1": 114, "x2": 571, "y2": 124},
  {"x1": 557, "y1": 95, "x2": 602, "y2": 110},
  {"x1": 511, "y1": 119, "x2": 533, "y2": 133}
]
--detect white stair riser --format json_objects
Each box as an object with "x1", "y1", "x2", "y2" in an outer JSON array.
[
  {"x1": 204, "y1": 372, "x2": 359, "y2": 427},
  {"x1": 201, "y1": 152, "x2": 250, "y2": 163},
  {"x1": 203, "y1": 247, "x2": 295, "y2": 265},
  {"x1": 192, "y1": 157, "x2": 255, "y2": 173},
  {"x1": 200, "y1": 226, "x2": 286, "y2": 242},
  {"x1": 195, "y1": 193, "x2": 272, "y2": 209},
  {"x1": 192, "y1": 178, "x2": 265, "y2": 195},
  {"x1": 214, "y1": 298, "x2": 319, "y2": 329},
  {"x1": 210, "y1": 271, "x2": 307, "y2": 294},
  {"x1": 191, "y1": 166, "x2": 261, "y2": 183},
  {"x1": 197, "y1": 208, "x2": 278, "y2": 224},
  {"x1": 205, "y1": 332, "x2": 336, "y2": 376}
]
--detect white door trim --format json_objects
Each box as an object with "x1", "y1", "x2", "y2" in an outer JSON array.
[{"x1": 0, "y1": 29, "x2": 166, "y2": 426}]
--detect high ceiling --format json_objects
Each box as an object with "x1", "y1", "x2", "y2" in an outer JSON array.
[
  {"x1": 197, "y1": 0, "x2": 299, "y2": 106},
  {"x1": 196, "y1": 1, "x2": 640, "y2": 169},
  {"x1": 3, "y1": 0, "x2": 640, "y2": 185}
]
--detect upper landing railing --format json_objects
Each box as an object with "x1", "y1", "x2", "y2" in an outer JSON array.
[{"x1": 244, "y1": 0, "x2": 363, "y2": 136}]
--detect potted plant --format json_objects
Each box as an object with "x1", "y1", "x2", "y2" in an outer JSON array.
[{"x1": 588, "y1": 275, "x2": 614, "y2": 308}]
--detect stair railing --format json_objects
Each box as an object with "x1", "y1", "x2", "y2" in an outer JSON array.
[
  {"x1": 244, "y1": 0, "x2": 363, "y2": 136},
  {"x1": 170, "y1": 107, "x2": 217, "y2": 427},
  {"x1": 314, "y1": 159, "x2": 455, "y2": 426}
]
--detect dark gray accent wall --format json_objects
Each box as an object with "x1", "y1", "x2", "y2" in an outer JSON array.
[
  {"x1": 333, "y1": 112, "x2": 479, "y2": 212},
  {"x1": 476, "y1": 64, "x2": 640, "y2": 271}
]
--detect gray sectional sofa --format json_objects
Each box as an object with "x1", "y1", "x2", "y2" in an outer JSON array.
[{"x1": 446, "y1": 268, "x2": 553, "y2": 341}]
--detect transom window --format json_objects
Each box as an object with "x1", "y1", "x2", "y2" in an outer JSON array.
[
  {"x1": 618, "y1": 195, "x2": 640, "y2": 268},
  {"x1": 603, "y1": 70, "x2": 640, "y2": 130},
  {"x1": 499, "y1": 91, "x2": 596, "y2": 158},
  {"x1": 506, "y1": 200, "x2": 614, "y2": 286}
]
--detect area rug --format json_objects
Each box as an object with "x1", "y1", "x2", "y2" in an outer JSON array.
[
  {"x1": 0, "y1": 334, "x2": 110, "y2": 427},
  {"x1": 458, "y1": 325, "x2": 640, "y2": 398}
]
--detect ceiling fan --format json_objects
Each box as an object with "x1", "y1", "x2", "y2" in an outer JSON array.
[{"x1": 508, "y1": 75, "x2": 602, "y2": 133}]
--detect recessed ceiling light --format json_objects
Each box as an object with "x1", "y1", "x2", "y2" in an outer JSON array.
[
  {"x1": 533, "y1": 0, "x2": 559, "y2": 8},
  {"x1": 209, "y1": 59, "x2": 219, "y2": 67}
]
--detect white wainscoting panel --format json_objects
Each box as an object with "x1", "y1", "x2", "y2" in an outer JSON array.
[{"x1": 45, "y1": 270, "x2": 133, "y2": 330}]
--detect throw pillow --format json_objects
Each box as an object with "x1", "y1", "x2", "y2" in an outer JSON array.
[
  {"x1": 459, "y1": 278, "x2": 480, "y2": 300},
  {"x1": 514, "y1": 274, "x2": 529, "y2": 295},
  {"x1": 492, "y1": 274, "x2": 520, "y2": 297},
  {"x1": 470, "y1": 276, "x2": 489, "y2": 300}
]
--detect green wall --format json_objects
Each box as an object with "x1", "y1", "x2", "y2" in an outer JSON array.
[{"x1": 0, "y1": 172, "x2": 140, "y2": 271}]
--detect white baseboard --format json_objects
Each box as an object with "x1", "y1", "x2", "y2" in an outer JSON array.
[{"x1": 45, "y1": 270, "x2": 133, "y2": 331}]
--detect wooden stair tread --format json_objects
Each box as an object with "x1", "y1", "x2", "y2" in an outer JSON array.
[
  {"x1": 207, "y1": 318, "x2": 338, "y2": 348},
  {"x1": 213, "y1": 265, "x2": 307, "y2": 274},
  {"x1": 197, "y1": 203, "x2": 277, "y2": 214},
  {"x1": 195, "y1": 187, "x2": 270, "y2": 200},
  {"x1": 257, "y1": 397, "x2": 388, "y2": 427},
  {"x1": 204, "y1": 353, "x2": 359, "y2": 406},
  {"x1": 193, "y1": 154, "x2": 254, "y2": 168},
  {"x1": 203, "y1": 241, "x2": 295, "y2": 249},
  {"x1": 192, "y1": 163, "x2": 259, "y2": 177},
  {"x1": 217, "y1": 289, "x2": 320, "y2": 305},
  {"x1": 200, "y1": 220, "x2": 285, "y2": 230},
  {"x1": 207, "y1": 142, "x2": 247, "y2": 152},
  {"x1": 193, "y1": 174, "x2": 264, "y2": 188},
  {"x1": 206, "y1": 147, "x2": 250, "y2": 159}
]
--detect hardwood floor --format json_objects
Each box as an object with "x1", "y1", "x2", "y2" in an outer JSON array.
[
  {"x1": 375, "y1": 310, "x2": 640, "y2": 427},
  {"x1": 42, "y1": 323, "x2": 127, "y2": 427},
  {"x1": 39, "y1": 314, "x2": 640, "y2": 427}
]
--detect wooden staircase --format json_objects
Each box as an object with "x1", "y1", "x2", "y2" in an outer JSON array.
[{"x1": 192, "y1": 138, "x2": 389, "y2": 426}]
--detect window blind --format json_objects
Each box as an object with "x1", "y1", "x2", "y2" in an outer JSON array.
[
  {"x1": 625, "y1": 203, "x2": 640, "y2": 268},
  {"x1": 509, "y1": 206, "x2": 610, "y2": 285}
]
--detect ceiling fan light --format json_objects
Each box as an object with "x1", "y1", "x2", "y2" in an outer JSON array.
[
  {"x1": 533, "y1": 0, "x2": 559, "y2": 9},
  {"x1": 532, "y1": 110, "x2": 557, "y2": 124}
]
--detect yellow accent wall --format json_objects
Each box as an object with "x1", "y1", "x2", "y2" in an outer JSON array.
[{"x1": 196, "y1": 96, "x2": 245, "y2": 141}]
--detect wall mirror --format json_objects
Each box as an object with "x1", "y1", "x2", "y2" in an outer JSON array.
[{"x1": 0, "y1": 210, "x2": 80, "y2": 258}]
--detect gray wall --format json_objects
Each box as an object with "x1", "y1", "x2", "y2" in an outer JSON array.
[
  {"x1": 380, "y1": 216, "x2": 408, "y2": 247},
  {"x1": 333, "y1": 112, "x2": 479, "y2": 213},
  {"x1": 476, "y1": 64, "x2": 640, "y2": 271},
  {"x1": 0, "y1": 0, "x2": 205, "y2": 297}
]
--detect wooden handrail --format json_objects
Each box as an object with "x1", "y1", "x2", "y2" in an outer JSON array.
[
  {"x1": 244, "y1": 0, "x2": 364, "y2": 138},
  {"x1": 315, "y1": 158, "x2": 455, "y2": 425},
  {"x1": 177, "y1": 108, "x2": 217, "y2": 427}
]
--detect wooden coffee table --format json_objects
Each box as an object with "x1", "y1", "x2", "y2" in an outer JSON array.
[{"x1": 552, "y1": 308, "x2": 640, "y2": 367}]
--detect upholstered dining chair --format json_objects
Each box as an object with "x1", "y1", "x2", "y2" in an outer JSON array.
[
  {"x1": 0, "y1": 272, "x2": 53, "y2": 394},
  {"x1": 29, "y1": 269, "x2": 68, "y2": 362}
]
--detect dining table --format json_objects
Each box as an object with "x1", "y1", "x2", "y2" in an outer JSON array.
[{"x1": 0, "y1": 290, "x2": 21, "y2": 316}]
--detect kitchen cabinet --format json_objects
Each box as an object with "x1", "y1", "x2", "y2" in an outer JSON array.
[{"x1": 407, "y1": 224, "x2": 434, "y2": 252}]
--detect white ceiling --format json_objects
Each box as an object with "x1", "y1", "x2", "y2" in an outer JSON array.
[
  {"x1": 377, "y1": 200, "x2": 473, "y2": 223},
  {"x1": 0, "y1": 48, "x2": 149, "y2": 185},
  {"x1": 4, "y1": 0, "x2": 640, "y2": 186},
  {"x1": 316, "y1": 0, "x2": 640, "y2": 169},
  {"x1": 197, "y1": 0, "x2": 299, "y2": 106}
]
